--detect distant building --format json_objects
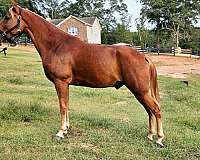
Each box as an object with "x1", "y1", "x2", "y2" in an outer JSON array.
[{"x1": 50, "y1": 15, "x2": 101, "y2": 44}]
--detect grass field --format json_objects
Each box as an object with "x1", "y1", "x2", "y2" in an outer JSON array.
[{"x1": 0, "y1": 48, "x2": 200, "y2": 160}]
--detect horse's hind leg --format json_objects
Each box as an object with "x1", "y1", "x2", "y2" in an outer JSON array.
[
  {"x1": 136, "y1": 93, "x2": 164, "y2": 146},
  {"x1": 145, "y1": 108, "x2": 157, "y2": 141}
]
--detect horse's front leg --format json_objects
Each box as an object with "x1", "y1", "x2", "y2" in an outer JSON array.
[{"x1": 54, "y1": 80, "x2": 69, "y2": 139}]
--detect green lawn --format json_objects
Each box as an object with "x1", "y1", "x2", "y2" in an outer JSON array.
[{"x1": 0, "y1": 48, "x2": 200, "y2": 160}]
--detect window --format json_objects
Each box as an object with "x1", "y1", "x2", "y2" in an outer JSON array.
[{"x1": 67, "y1": 26, "x2": 79, "y2": 36}]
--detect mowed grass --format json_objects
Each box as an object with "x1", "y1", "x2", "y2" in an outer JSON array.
[{"x1": 0, "y1": 48, "x2": 200, "y2": 160}]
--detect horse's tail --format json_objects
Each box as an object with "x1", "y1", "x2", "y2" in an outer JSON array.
[{"x1": 148, "y1": 57, "x2": 160, "y2": 103}]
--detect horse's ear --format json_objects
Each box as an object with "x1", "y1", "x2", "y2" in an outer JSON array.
[
  {"x1": 11, "y1": 0, "x2": 18, "y2": 6},
  {"x1": 12, "y1": 7, "x2": 17, "y2": 13},
  {"x1": 11, "y1": 3, "x2": 21, "y2": 15}
]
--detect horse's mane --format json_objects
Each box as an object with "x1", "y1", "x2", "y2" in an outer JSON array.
[{"x1": 22, "y1": 7, "x2": 83, "y2": 43}]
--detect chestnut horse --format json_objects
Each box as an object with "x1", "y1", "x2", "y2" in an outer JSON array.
[{"x1": 0, "y1": 5, "x2": 164, "y2": 146}]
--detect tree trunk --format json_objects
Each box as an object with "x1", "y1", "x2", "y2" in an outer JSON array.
[
  {"x1": 156, "y1": 19, "x2": 160, "y2": 55},
  {"x1": 172, "y1": 24, "x2": 180, "y2": 49},
  {"x1": 175, "y1": 25, "x2": 180, "y2": 48}
]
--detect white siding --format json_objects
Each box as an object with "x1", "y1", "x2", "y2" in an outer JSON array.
[{"x1": 86, "y1": 19, "x2": 101, "y2": 44}]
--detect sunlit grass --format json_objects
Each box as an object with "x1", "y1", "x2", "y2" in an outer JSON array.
[{"x1": 0, "y1": 48, "x2": 199, "y2": 159}]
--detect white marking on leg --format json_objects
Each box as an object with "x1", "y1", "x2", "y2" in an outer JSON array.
[
  {"x1": 61, "y1": 112, "x2": 68, "y2": 135},
  {"x1": 156, "y1": 119, "x2": 164, "y2": 146},
  {"x1": 61, "y1": 112, "x2": 67, "y2": 130},
  {"x1": 147, "y1": 113, "x2": 156, "y2": 140},
  {"x1": 56, "y1": 130, "x2": 64, "y2": 138}
]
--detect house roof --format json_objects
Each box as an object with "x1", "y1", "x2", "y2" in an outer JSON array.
[
  {"x1": 80, "y1": 17, "x2": 96, "y2": 26},
  {"x1": 51, "y1": 15, "x2": 101, "y2": 30},
  {"x1": 51, "y1": 19, "x2": 64, "y2": 25},
  {"x1": 57, "y1": 15, "x2": 94, "y2": 27}
]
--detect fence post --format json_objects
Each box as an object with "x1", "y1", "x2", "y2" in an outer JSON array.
[
  {"x1": 134, "y1": 46, "x2": 147, "y2": 54},
  {"x1": 172, "y1": 47, "x2": 181, "y2": 56}
]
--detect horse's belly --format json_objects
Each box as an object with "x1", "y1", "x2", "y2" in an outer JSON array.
[
  {"x1": 71, "y1": 50, "x2": 121, "y2": 88},
  {"x1": 70, "y1": 70, "x2": 120, "y2": 88}
]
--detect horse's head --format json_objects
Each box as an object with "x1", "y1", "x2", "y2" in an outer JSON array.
[{"x1": 0, "y1": 5, "x2": 26, "y2": 44}]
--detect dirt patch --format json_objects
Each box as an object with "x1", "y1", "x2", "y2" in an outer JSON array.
[
  {"x1": 149, "y1": 55, "x2": 200, "y2": 79},
  {"x1": 1, "y1": 43, "x2": 36, "y2": 53},
  {"x1": 68, "y1": 126, "x2": 85, "y2": 138}
]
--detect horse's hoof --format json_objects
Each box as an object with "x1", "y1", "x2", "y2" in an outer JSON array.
[
  {"x1": 53, "y1": 136, "x2": 63, "y2": 142},
  {"x1": 55, "y1": 131, "x2": 65, "y2": 140},
  {"x1": 53, "y1": 135, "x2": 64, "y2": 141},
  {"x1": 156, "y1": 141, "x2": 164, "y2": 148},
  {"x1": 63, "y1": 130, "x2": 68, "y2": 135}
]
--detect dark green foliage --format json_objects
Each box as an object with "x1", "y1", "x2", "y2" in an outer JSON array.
[
  {"x1": 0, "y1": 0, "x2": 11, "y2": 18},
  {"x1": 140, "y1": 0, "x2": 200, "y2": 49},
  {"x1": 180, "y1": 27, "x2": 200, "y2": 50},
  {"x1": 31, "y1": 0, "x2": 129, "y2": 31},
  {"x1": 102, "y1": 24, "x2": 133, "y2": 44}
]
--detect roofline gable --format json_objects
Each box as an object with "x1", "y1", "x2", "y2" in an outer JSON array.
[{"x1": 57, "y1": 15, "x2": 93, "y2": 27}]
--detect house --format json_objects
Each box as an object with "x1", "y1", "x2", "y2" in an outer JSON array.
[{"x1": 51, "y1": 15, "x2": 101, "y2": 44}]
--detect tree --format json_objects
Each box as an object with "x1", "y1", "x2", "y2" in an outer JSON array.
[
  {"x1": 32, "y1": 0, "x2": 130, "y2": 31},
  {"x1": 0, "y1": 0, "x2": 42, "y2": 17},
  {"x1": 140, "y1": 0, "x2": 166, "y2": 53},
  {"x1": 59, "y1": 0, "x2": 93, "y2": 18},
  {"x1": 161, "y1": 0, "x2": 200, "y2": 48},
  {"x1": 58, "y1": 0, "x2": 129, "y2": 32},
  {"x1": 180, "y1": 27, "x2": 200, "y2": 51},
  {"x1": 116, "y1": 24, "x2": 133, "y2": 43},
  {"x1": 135, "y1": 18, "x2": 149, "y2": 48},
  {"x1": 0, "y1": 0, "x2": 11, "y2": 18},
  {"x1": 38, "y1": 0, "x2": 67, "y2": 19},
  {"x1": 140, "y1": 0, "x2": 200, "y2": 50}
]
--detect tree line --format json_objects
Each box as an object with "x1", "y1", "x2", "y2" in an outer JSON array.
[
  {"x1": 139, "y1": 0, "x2": 200, "y2": 52},
  {"x1": 0, "y1": 0, "x2": 200, "y2": 51}
]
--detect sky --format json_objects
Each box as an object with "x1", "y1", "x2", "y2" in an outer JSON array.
[
  {"x1": 123, "y1": 0, "x2": 142, "y2": 31},
  {"x1": 124, "y1": 0, "x2": 200, "y2": 31}
]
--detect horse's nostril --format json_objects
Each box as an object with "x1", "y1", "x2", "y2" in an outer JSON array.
[
  {"x1": 0, "y1": 31, "x2": 3, "y2": 39},
  {"x1": 0, "y1": 30, "x2": 2, "y2": 35},
  {"x1": 0, "y1": 32, "x2": 6, "y2": 39}
]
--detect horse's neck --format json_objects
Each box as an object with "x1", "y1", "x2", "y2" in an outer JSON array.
[{"x1": 22, "y1": 10, "x2": 68, "y2": 59}]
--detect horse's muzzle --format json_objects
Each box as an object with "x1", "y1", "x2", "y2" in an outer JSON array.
[
  {"x1": 0, "y1": 30, "x2": 17, "y2": 45},
  {"x1": 0, "y1": 31, "x2": 6, "y2": 40}
]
